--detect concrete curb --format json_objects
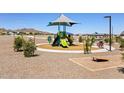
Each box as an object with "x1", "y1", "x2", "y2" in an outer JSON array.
[{"x1": 36, "y1": 43, "x2": 115, "y2": 53}]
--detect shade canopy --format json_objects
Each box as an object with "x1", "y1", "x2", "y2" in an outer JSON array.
[{"x1": 48, "y1": 14, "x2": 77, "y2": 27}]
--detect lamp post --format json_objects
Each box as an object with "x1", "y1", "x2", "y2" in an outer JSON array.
[{"x1": 104, "y1": 16, "x2": 112, "y2": 51}]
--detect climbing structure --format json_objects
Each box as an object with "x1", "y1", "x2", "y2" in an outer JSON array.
[{"x1": 48, "y1": 14, "x2": 77, "y2": 48}]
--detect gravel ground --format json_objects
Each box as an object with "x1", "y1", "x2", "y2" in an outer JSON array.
[{"x1": 0, "y1": 35, "x2": 124, "y2": 79}]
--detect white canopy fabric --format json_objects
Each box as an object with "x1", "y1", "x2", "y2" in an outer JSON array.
[
  {"x1": 53, "y1": 14, "x2": 75, "y2": 23},
  {"x1": 48, "y1": 14, "x2": 77, "y2": 26}
]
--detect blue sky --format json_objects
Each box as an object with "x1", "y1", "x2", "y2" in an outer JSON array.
[{"x1": 0, "y1": 13, "x2": 124, "y2": 34}]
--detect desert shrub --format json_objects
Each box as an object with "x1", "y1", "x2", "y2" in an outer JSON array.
[
  {"x1": 14, "y1": 36, "x2": 24, "y2": 52},
  {"x1": 84, "y1": 38, "x2": 90, "y2": 54},
  {"x1": 79, "y1": 36, "x2": 83, "y2": 43},
  {"x1": 104, "y1": 38, "x2": 114, "y2": 44},
  {"x1": 120, "y1": 38, "x2": 124, "y2": 50},
  {"x1": 104, "y1": 38, "x2": 109, "y2": 43},
  {"x1": 84, "y1": 36, "x2": 96, "y2": 54},
  {"x1": 1, "y1": 33, "x2": 6, "y2": 35},
  {"x1": 90, "y1": 37, "x2": 96, "y2": 46},
  {"x1": 18, "y1": 32, "x2": 26, "y2": 35},
  {"x1": 23, "y1": 39, "x2": 36, "y2": 57},
  {"x1": 68, "y1": 35, "x2": 74, "y2": 45},
  {"x1": 29, "y1": 32, "x2": 33, "y2": 35},
  {"x1": 115, "y1": 36, "x2": 121, "y2": 43}
]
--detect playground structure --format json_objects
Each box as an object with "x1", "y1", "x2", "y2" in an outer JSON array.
[
  {"x1": 37, "y1": 14, "x2": 116, "y2": 53},
  {"x1": 48, "y1": 14, "x2": 77, "y2": 48}
]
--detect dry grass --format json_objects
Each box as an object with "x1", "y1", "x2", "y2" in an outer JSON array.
[{"x1": 38, "y1": 44, "x2": 98, "y2": 50}]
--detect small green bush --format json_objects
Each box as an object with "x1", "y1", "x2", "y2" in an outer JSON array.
[
  {"x1": 23, "y1": 40, "x2": 36, "y2": 57},
  {"x1": 68, "y1": 35, "x2": 74, "y2": 45},
  {"x1": 115, "y1": 36, "x2": 121, "y2": 43},
  {"x1": 120, "y1": 38, "x2": 124, "y2": 49},
  {"x1": 83, "y1": 36, "x2": 96, "y2": 54},
  {"x1": 29, "y1": 32, "x2": 33, "y2": 35},
  {"x1": 104, "y1": 38, "x2": 109, "y2": 43},
  {"x1": 14, "y1": 36, "x2": 24, "y2": 52},
  {"x1": 1, "y1": 33, "x2": 6, "y2": 35},
  {"x1": 79, "y1": 36, "x2": 83, "y2": 43},
  {"x1": 104, "y1": 38, "x2": 113, "y2": 44}
]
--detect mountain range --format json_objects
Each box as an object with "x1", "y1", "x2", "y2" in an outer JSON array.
[{"x1": 0, "y1": 28, "x2": 53, "y2": 35}]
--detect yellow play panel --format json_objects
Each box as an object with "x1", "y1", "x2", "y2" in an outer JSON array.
[{"x1": 69, "y1": 55, "x2": 124, "y2": 71}]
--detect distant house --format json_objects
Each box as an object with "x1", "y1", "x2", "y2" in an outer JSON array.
[
  {"x1": 91, "y1": 33, "x2": 110, "y2": 39},
  {"x1": 82, "y1": 33, "x2": 114, "y2": 39}
]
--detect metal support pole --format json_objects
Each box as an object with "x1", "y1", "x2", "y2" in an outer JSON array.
[
  {"x1": 109, "y1": 16, "x2": 112, "y2": 51},
  {"x1": 58, "y1": 25, "x2": 60, "y2": 31},
  {"x1": 104, "y1": 16, "x2": 112, "y2": 51},
  {"x1": 63, "y1": 25, "x2": 66, "y2": 32}
]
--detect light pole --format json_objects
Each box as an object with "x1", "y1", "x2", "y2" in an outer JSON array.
[{"x1": 104, "y1": 16, "x2": 112, "y2": 51}]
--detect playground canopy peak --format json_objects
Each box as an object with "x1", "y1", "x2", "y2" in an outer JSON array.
[{"x1": 48, "y1": 14, "x2": 77, "y2": 27}]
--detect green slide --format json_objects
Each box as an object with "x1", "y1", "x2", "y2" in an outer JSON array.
[{"x1": 60, "y1": 39, "x2": 68, "y2": 48}]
